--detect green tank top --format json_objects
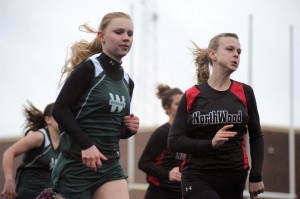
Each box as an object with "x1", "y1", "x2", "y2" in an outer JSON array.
[
  {"x1": 17, "y1": 128, "x2": 59, "y2": 171},
  {"x1": 15, "y1": 128, "x2": 60, "y2": 198},
  {"x1": 61, "y1": 54, "x2": 131, "y2": 159}
]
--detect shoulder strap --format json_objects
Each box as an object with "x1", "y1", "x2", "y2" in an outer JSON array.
[
  {"x1": 38, "y1": 128, "x2": 50, "y2": 147},
  {"x1": 123, "y1": 72, "x2": 130, "y2": 84},
  {"x1": 88, "y1": 53, "x2": 103, "y2": 77}
]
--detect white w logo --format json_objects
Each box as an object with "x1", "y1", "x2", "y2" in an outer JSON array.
[
  {"x1": 109, "y1": 93, "x2": 126, "y2": 113},
  {"x1": 49, "y1": 158, "x2": 57, "y2": 170}
]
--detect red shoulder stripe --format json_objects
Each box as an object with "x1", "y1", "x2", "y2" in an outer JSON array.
[
  {"x1": 230, "y1": 81, "x2": 249, "y2": 169},
  {"x1": 230, "y1": 81, "x2": 247, "y2": 109},
  {"x1": 179, "y1": 154, "x2": 189, "y2": 172},
  {"x1": 186, "y1": 86, "x2": 200, "y2": 112}
]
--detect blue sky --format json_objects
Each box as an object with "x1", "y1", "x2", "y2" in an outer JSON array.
[{"x1": 0, "y1": 0, "x2": 299, "y2": 137}]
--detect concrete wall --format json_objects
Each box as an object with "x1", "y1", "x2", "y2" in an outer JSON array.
[
  {"x1": 261, "y1": 126, "x2": 300, "y2": 195},
  {"x1": 1, "y1": 126, "x2": 299, "y2": 199}
]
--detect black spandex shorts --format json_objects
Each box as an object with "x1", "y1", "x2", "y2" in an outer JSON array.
[{"x1": 181, "y1": 171, "x2": 247, "y2": 199}]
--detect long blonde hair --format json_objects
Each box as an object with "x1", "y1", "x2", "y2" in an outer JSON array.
[
  {"x1": 192, "y1": 33, "x2": 239, "y2": 84},
  {"x1": 59, "y1": 12, "x2": 132, "y2": 84}
]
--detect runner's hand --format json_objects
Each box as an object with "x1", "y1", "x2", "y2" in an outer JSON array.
[
  {"x1": 82, "y1": 145, "x2": 108, "y2": 171},
  {"x1": 212, "y1": 124, "x2": 237, "y2": 149}
]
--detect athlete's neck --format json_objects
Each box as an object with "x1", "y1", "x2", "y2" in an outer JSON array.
[
  {"x1": 99, "y1": 52, "x2": 122, "y2": 68},
  {"x1": 207, "y1": 77, "x2": 231, "y2": 91},
  {"x1": 98, "y1": 53, "x2": 123, "y2": 81}
]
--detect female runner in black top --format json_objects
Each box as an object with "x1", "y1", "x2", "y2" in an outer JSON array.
[
  {"x1": 168, "y1": 33, "x2": 264, "y2": 199},
  {"x1": 138, "y1": 84, "x2": 184, "y2": 199}
]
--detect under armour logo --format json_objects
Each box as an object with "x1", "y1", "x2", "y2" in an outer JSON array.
[
  {"x1": 109, "y1": 60, "x2": 115, "y2": 65},
  {"x1": 109, "y1": 93, "x2": 126, "y2": 113},
  {"x1": 176, "y1": 152, "x2": 186, "y2": 160},
  {"x1": 185, "y1": 186, "x2": 192, "y2": 192}
]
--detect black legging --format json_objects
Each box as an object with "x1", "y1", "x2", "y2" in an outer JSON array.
[
  {"x1": 144, "y1": 184, "x2": 182, "y2": 199},
  {"x1": 181, "y1": 171, "x2": 247, "y2": 199}
]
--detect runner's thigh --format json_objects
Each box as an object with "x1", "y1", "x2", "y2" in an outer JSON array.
[{"x1": 93, "y1": 179, "x2": 129, "y2": 199}]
